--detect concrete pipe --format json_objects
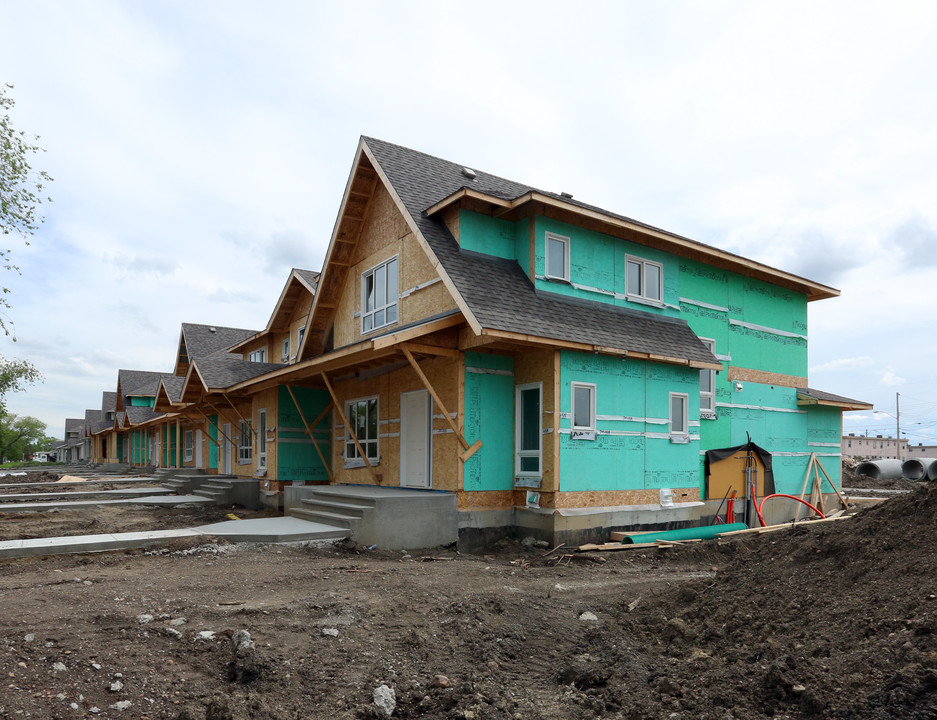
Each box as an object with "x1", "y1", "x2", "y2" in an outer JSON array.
[
  {"x1": 856, "y1": 459, "x2": 904, "y2": 481},
  {"x1": 901, "y1": 457, "x2": 937, "y2": 481}
]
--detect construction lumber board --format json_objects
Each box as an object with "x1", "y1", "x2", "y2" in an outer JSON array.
[{"x1": 576, "y1": 542, "x2": 667, "y2": 552}]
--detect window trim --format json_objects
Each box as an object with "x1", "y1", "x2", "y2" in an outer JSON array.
[
  {"x1": 515, "y1": 382, "x2": 543, "y2": 478},
  {"x1": 699, "y1": 338, "x2": 716, "y2": 417},
  {"x1": 360, "y1": 256, "x2": 399, "y2": 334},
  {"x1": 281, "y1": 337, "x2": 290, "y2": 363},
  {"x1": 257, "y1": 408, "x2": 267, "y2": 470},
  {"x1": 344, "y1": 395, "x2": 380, "y2": 467},
  {"x1": 183, "y1": 430, "x2": 193, "y2": 462},
  {"x1": 238, "y1": 420, "x2": 253, "y2": 464},
  {"x1": 544, "y1": 232, "x2": 571, "y2": 282},
  {"x1": 248, "y1": 348, "x2": 266, "y2": 363},
  {"x1": 625, "y1": 254, "x2": 664, "y2": 304},
  {"x1": 669, "y1": 392, "x2": 689, "y2": 437},
  {"x1": 571, "y1": 382, "x2": 597, "y2": 432}
]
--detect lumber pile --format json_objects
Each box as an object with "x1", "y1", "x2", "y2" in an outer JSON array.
[{"x1": 578, "y1": 514, "x2": 854, "y2": 552}]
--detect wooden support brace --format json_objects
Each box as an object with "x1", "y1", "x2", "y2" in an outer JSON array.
[
  {"x1": 285, "y1": 385, "x2": 334, "y2": 483},
  {"x1": 459, "y1": 439, "x2": 482, "y2": 463},
  {"x1": 320, "y1": 372, "x2": 381, "y2": 482},
  {"x1": 814, "y1": 455, "x2": 850, "y2": 510},
  {"x1": 401, "y1": 341, "x2": 461, "y2": 359},
  {"x1": 222, "y1": 393, "x2": 253, "y2": 436},
  {"x1": 401, "y1": 347, "x2": 473, "y2": 453},
  {"x1": 204, "y1": 403, "x2": 245, "y2": 448},
  {"x1": 194, "y1": 409, "x2": 227, "y2": 450}
]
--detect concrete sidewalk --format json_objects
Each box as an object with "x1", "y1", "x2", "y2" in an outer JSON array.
[
  {"x1": 0, "y1": 487, "x2": 173, "y2": 503},
  {"x1": 0, "y1": 516, "x2": 350, "y2": 559},
  {"x1": 0, "y1": 494, "x2": 212, "y2": 513}
]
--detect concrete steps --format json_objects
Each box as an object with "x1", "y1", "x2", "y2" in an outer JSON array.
[
  {"x1": 289, "y1": 495, "x2": 374, "y2": 531},
  {"x1": 192, "y1": 477, "x2": 260, "y2": 510}
]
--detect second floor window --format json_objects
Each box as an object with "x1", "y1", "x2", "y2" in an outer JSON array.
[
  {"x1": 699, "y1": 339, "x2": 715, "y2": 415},
  {"x1": 545, "y1": 232, "x2": 570, "y2": 281},
  {"x1": 238, "y1": 420, "x2": 252, "y2": 463},
  {"x1": 361, "y1": 257, "x2": 398, "y2": 333},
  {"x1": 626, "y1": 255, "x2": 663, "y2": 303},
  {"x1": 248, "y1": 348, "x2": 266, "y2": 362},
  {"x1": 281, "y1": 338, "x2": 290, "y2": 363}
]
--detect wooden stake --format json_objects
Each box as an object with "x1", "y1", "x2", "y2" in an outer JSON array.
[
  {"x1": 814, "y1": 455, "x2": 850, "y2": 510},
  {"x1": 796, "y1": 453, "x2": 818, "y2": 522}
]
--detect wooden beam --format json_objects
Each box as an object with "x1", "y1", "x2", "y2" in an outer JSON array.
[
  {"x1": 400, "y1": 342, "x2": 461, "y2": 358},
  {"x1": 320, "y1": 372, "x2": 381, "y2": 482},
  {"x1": 285, "y1": 385, "x2": 334, "y2": 483},
  {"x1": 401, "y1": 347, "x2": 471, "y2": 452},
  {"x1": 459, "y1": 439, "x2": 482, "y2": 463},
  {"x1": 194, "y1": 409, "x2": 228, "y2": 450},
  {"x1": 370, "y1": 314, "x2": 464, "y2": 350}
]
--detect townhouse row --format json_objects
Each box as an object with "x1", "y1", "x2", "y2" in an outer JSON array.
[{"x1": 57, "y1": 137, "x2": 870, "y2": 542}]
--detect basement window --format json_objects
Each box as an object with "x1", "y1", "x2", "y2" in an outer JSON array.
[
  {"x1": 344, "y1": 396, "x2": 379, "y2": 467},
  {"x1": 625, "y1": 255, "x2": 663, "y2": 304},
  {"x1": 361, "y1": 257, "x2": 399, "y2": 334},
  {"x1": 545, "y1": 232, "x2": 570, "y2": 282}
]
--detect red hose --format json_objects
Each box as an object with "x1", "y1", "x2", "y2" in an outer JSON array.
[{"x1": 756, "y1": 493, "x2": 826, "y2": 526}]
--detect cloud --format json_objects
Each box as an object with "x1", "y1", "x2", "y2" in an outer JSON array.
[
  {"x1": 888, "y1": 213, "x2": 937, "y2": 269},
  {"x1": 809, "y1": 356, "x2": 875, "y2": 373},
  {"x1": 881, "y1": 368, "x2": 906, "y2": 387}
]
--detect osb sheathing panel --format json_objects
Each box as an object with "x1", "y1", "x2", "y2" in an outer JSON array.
[
  {"x1": 727, "y1": 365, "x2": 807, "y2": 390},
  {"x1": 513, "y1": 349, "x2": 557, "y2": 493},
  {"x1": 457, "y1": 490, "x2": 514, "y2": 510},
  {"x1": 333, "y1": 183, "x2": 458, "y2": 348},
  {"x1": 538, "y1": 488, "x2": 701, "y2": 509},
  {"x1": 441, "y1": 206, "x2": 460, "y2": 244},
  {"x1": 330, "y1": 357, "x2": 460, "y2": 491},
  {"x1": 251, "y1": 387, "x2": 279, "y2": 481}
]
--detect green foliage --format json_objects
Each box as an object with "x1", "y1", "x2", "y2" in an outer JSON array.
[
  {"x1": 0, "y1": 356, "x2": 41, "y2": 414},
  {"x1": 1, "y1": 83, "x2": 52, "y2": 337},
  {"x1": 0, "y1": 413, "x2": 54, "y2": 463}
]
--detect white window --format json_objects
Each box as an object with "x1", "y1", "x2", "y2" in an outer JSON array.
[
  {"x1": 345, "y1": 396, "x2": 379, "y2": 464},
  {"x1": 361, "y1": 257, "x2": 399, "y2": 333},
  {"x1": 515, "y1": 383, "x2": 542, "y2": 476},
  {"x1": 238, "y1": 420, "x2": 252, "y2": 463},
  {"x1": 670, "y1": 392, "x2": 689, "y2": 436},
  {"x1": 571, "y1": 382, "x2": 596, "y2": 432},
  {"x1": 297, "y1": 325, "x2": 305, "y2": 348},
  {"x1": 281, "y1": 338, "x2": 290, "y2": 363},
  {"x1": 625, "y1": 255, "x2": 663, "y2": 303},
  {"x1": 545, "y1": 232, "x2": 570, "y2": 281},
  {"x1": 248, "y1": 348, "x2": 266, "y2": 363},
  {"x1": 699, "y1": 338, "x2": 715, "y2": 416},
  {"x1": 257, "y1": 409, "x2": 267, "y2": 469},
  {"x1": 184, "y1": 430, "x2": 193, "y2": 461}
]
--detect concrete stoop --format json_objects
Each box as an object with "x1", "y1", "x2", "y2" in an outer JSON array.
[
  {"x1": 159, "y1": 471, "x2": 209, "y2": 494},
  {"x1": 285, "y1": 484, "x2": 457, "y2": 550},
  {"x1": 192, "y1": 477, "x2": 260, "y2": 510}
]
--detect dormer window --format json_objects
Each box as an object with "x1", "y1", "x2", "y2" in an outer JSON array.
[
  {"x1": 361, "y1": 257, "x2": 398, "y2": 333},
  {"x1": 248, "y1": 348, "x2": 266, "y2": 363},
  {"x1": 545, "y1": 232, "x2": 570, "y2": 282}
]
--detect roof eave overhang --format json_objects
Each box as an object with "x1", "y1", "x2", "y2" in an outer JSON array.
[
  {"x1": 426, "y1": 189, "x2": 840, "y2": 302},
  {"x1": 796, "y1": 392, "x2": 873, "y2": 411}
]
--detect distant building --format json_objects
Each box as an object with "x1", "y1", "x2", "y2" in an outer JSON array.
[{"x1": 843, "y1": 433, "x2": 915, "y2": 460}]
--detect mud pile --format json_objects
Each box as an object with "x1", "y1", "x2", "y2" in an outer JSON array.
[{"x1": 612, "y1": 484, "x2": 937, "y2": 719}]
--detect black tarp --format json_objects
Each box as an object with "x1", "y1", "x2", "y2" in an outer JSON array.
[{"x1": 704, "y1": 441, "x2": 776, "y2": 498}]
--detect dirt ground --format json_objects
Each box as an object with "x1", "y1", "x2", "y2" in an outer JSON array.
[{"x1": 2, "y1": 473, "x2": 937, "y2": 719}]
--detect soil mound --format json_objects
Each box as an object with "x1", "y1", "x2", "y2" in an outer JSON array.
[{"x1": 614, "y1": 484, "x2": 937, "y2": 718}]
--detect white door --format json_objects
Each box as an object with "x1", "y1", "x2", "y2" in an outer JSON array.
[
  {"x1": 400, "y1": 390, "x2": 432, "y2": 488},
  {"x1": 195, "y1": 429, "x2": 203, "y2": 468},
  {"x1": 222, "y1": 423, "x2": 232, "y2": 475}
]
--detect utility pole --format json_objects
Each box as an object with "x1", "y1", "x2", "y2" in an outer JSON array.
[{"x1": 896, "y1": 392, "x2": 901, "y2": 460}]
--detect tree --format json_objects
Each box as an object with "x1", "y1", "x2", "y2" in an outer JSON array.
[
  {"x1": 0, "y1": 413, "x2": 54, "y2": 463},
  {"x1": 1, "y1": 83, "x2": 52, "y2": 336},
  {"x1": 0, "y1": 357, "x2": 41, "y2": 415}
]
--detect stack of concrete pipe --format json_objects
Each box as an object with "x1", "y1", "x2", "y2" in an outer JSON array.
[
  {"x1": 901, "y1": 457, "x2": 937, "y2": 481},
  {"x1": 856, "y1": 459, "x2": 904, "y2": 480},
  {"x1": 856, "y1": 458, "x2": 937, "y2": 481}
]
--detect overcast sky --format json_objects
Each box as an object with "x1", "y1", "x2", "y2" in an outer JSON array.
[{"x1": 2, "y1": 0, "x2": 935, "y2": 444}]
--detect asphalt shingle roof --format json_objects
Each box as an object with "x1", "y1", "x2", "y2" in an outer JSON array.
[
  {"x1": 193, "y1": 358, "x2": 286, "y2": 390},
  {"x1": 363, "y1": 137, "x2": 717, "y2": 366},
  {"x1": 119, "y1": 369, "x2": 174, "y2": 400},
  {"x1": 101, "y1": 391, "x2": 117, "y2": 413},
  {"x1": 160, "y1": 376, "x2": 185, "y2": 403},
  {"x1": 181, "y1": 323, "x2": 258, "y2": 363},
  {"x1": 797, "y1": 387, "x2": 871, "y2": 408},
  {"x1": 294, "y1": 269, "x2": 320, "y2": 290},
  {"x1": 124, "y1": 406, "x2": 160, "y2": 425}
]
